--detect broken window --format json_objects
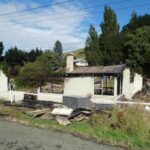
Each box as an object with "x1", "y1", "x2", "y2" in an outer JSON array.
[
  {"x1": 94, "y1": 76, "x2": 114, "y2": 95},
  {"x1": 130, "y1": 72, "x2": 134, "y2": 83}
]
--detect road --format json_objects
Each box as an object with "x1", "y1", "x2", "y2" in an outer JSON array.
[{"x1": 0, "y1": 119, "x2": 125, "y2": 150}]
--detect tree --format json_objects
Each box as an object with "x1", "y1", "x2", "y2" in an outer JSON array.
[
  {"x1": 5, "y1": 46, "x2": 28, "y2": 66},
  {"x1": 99, "y1": 6, "x2": 123, "y2": 65},
  {"x1": 28, "y1": 47, "x2": 43, "y2": 62},
  {"x1": 123, "y1": 13, "x2": 150, "y2": 33},
  {"x1": 54, "y1": 40, "x2": 63, "y2": 56},
  {"x1": 125, "y1": 26, "x2": 150, "y2": 77},
  {"x1": 16, "y1": 50, "x2": 63, "y2": 87},
  {"x1": 37, "y1": 50, "x2": 62, "y2": 73},
  {"x1": 0, "y1": 42, "x2": 4, "y2": 60},
  {"x1": 85, "y1": 24, "x2": 101, "y2": 65},
  {"x1": 16, "y1": 62, "x2": 46, "y2": 87}
]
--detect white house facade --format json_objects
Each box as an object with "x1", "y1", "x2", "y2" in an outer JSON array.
[{"x1": 64, "y1": 55, "x2": 143, "y2": 102}]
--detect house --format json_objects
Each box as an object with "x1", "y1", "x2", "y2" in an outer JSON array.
[
  {"x1": 63, "y1": 54, "x2": 143, "y2": 102},
  {"x1": 74, "y1": 58, "x2": 88, "y2": 67}
]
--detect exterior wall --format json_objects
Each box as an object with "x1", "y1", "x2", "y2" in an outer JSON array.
[
  {"x1": 122, "y1": 68, "x2": 143, "y2": 100},
  {"x1": 37, "y1": 93, "x2": 63, "y2": 103},
  {"x1": 64, "y1": 77, "x2": 94, "y2": 97},
  {"x1": 0, "y1": 91, "x2": 25, "y2": 102},
  {"x1": 0, "y1": 70, "x2": 8, "y2": 93}
]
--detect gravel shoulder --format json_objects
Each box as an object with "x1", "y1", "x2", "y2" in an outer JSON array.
[{"x1": 0, "y1": 118, "x2": 125, "y2": 150}]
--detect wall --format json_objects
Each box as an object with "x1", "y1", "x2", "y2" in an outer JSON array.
[
  {"x1": 0, "y1": 70, "x2": 8, "y2": 93},
  {"x1": 37, "y1": 93, "x2": 63, "y2": 103},
  {"x1": 64, "y1": 77, "x2": 94, "y2": 97},
  {"x1": 122, "y1": 68, "x2": 143, "y2": 100}
]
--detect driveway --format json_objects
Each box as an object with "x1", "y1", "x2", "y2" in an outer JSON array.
[{"x1": 0, "y1": 119, "x2": 124, "y2": 150}]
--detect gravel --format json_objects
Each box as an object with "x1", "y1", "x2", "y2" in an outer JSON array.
[{"x1": 0, "y1": 118, "x2": 124, "y2": 150}]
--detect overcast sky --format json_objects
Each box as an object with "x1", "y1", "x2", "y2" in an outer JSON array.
[{"x1": 0, "y1": 0, "x2": 149, "y2": 52}]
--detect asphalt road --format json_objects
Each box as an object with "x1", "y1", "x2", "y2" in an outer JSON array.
[{"x1": 0, "y1": 119, "x2": 125, "y2": 150}]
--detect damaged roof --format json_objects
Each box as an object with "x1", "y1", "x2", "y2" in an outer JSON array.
[{"x1": 66, "y1": 64, "x2": 126, "y2": 75}]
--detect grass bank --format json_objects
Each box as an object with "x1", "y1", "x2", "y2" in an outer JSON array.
[{"x1": 0, "y1": 103, "x2": 149, "y2": 150}]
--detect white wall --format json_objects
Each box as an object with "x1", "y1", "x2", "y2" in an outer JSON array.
[
  {"x1": 64, "y1": 77, "x2": 94, "y2": 97},
  {"x1": 122, "y1": 68, "x2": 143, "y2": 100},
  {"x1": 0, "y1": 70, "x2": 8, "y2": 93},
  {"x1": 37, "y1": 93, "x2": 63, "y2": 103}
]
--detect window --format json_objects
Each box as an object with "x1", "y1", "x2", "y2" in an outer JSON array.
[{"x1": 130, "y1": 72, "x2": 134, "y2": 83}]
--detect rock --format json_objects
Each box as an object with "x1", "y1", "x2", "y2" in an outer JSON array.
[{"x1": 55, "y1": 116, "x2": 70, "y2": 126}]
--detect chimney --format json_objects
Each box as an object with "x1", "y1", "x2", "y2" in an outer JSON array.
[{"x1": 66, "y1": 54, "x2": 74, "y2": 72}]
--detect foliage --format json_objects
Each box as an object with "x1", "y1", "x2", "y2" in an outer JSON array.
[
  {"x1": 5, "y1": 46, "x2": 28, "y2": 67},
  {"x1": 85, "y1": 24, "x2": 101, "y2": 65},
  {"x1": 54, "y1": 40, "x2": 63, "y2": 56},
  {"x1": 16, "y1": 62, "x2": 46, "y2": 87},
  {"x1": 99, "y1": 6, "x2": 123, "y2": 65},
  {"x1": 16, "y1": 50, "x2": 63, "y2": 88},
  {"x1": 28, "y1": 47, "x2": 43, "y2": 62},
  {"x1": 0, "y1": 41, "x2": 4, "y2": 59},
  {"x1": 123, "y1": 12, "x2": 150, "y2": 33},
  {"x1": 37, "y1": 50, "x2": 63, "y2": 73},
  {"x1": 124, "y1": 26, "x2": 150, "y2": 77}
]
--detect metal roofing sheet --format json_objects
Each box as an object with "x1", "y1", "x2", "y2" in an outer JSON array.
[{"x1": 67, "y1": 64, "x2": 126, "y2": 74}]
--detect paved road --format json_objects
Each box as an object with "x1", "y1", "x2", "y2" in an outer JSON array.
[{"x1": 0, "y1": 119, "x2": 124, "y2": 150}]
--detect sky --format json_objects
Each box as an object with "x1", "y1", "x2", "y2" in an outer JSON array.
[{"x1": 0, "y1": 0, "x2": 150, "y2": 52}]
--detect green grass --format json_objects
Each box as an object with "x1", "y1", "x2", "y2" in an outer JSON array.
[{"x1": 0, "y1": 105, "x2": 150, "y2": 150}]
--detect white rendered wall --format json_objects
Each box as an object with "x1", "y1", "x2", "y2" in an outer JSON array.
[
  {"x1": 0, "y1": 70, "x2": 8, "y2": 93},
  {"x1": 122, "y1": 68, "x2": 143, "y2": 100},
  {"x1": 37, "y1": 93, "x2": 63, "y2": 103},
  {"x1": 64, "y1": 77, "x2": 94, "y2": 97}
]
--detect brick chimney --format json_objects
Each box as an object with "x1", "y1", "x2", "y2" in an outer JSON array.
[{"x1": 66, "y1": 54, "x2": 74, "y2": 72}]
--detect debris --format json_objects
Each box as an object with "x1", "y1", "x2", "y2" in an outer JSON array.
[
  {"x1": 26, "y1": 109, "x2": 50, "y2": 119},
  {"x1": 69, "y1": 108, "x2": 93, "y2": 119},
  {"x1": 41, "y1": 112, "x2": 54, "y2": 120},
  {"x1": 0, "y1": 113, "x2": 9, "y2": 117},
  {"x1": 55, "y1": 116, "x2": 70, "y2": 126},
  {"x1": 145, "y1": 106, "x2": 150, "y2": 112},
  {"x1": 72, "y1": 114, "x2": 89, "y2": 122},
  {"x1": 51, "y1": 107, "x2": 73, "y2": 117}
]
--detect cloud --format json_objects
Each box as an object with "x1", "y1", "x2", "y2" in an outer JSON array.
[{"x1": 0, "y1": 0, "x2": 89, "y2": 52}]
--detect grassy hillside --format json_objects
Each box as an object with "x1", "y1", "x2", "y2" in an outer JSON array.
[{"x1": 64, "y1": 48, "x2": 85, "y2": 59}]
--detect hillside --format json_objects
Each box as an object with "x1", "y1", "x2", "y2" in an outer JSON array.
[{"x1": 64, "y1": 48, "x2": 85, "y2": 59}]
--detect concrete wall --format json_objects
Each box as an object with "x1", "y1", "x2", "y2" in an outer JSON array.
[
  {"x1": 0, "y1": 91, "x2": 63, "y2": 103},
  {"x1": 0, "y1": 91, "x2": 25, "y2": 102},
  {"x1": 0, "y1": 70, "x2": 8, "y2": 93},
  {"x1": 64, "y1": 77, "x2": 94, "y2": 97},
  {"x1": 37, "y1": 93, "x2": 62, "y2": 103},
  {"x1": 122, "y1": 68, "x2": 143, "y2": 100}
]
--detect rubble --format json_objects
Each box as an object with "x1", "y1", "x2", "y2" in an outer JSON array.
[
  {"x1": 26, "y1": 109, "x2": 50, "y2": 119},
  {"x1": 51, "y1": 107, "x2": 73, "y2": 117},
  {"x1": 55, "y1": 116, "x2": 70, "y2": 126}
]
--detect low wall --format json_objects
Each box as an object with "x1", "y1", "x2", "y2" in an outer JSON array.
[
  {"x1": 0, "y1": 91, "x2": 25, "y2": 102},
  {"x1": 0, "y1": 91, "x2": 63, "y2": 103},
  {"x1": 37, "y1": 93, "x2": 63, "y2": 103}
]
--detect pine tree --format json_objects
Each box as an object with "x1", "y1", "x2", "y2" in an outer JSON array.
[
  {"x1": 85, "y1": 24, "x2": 101, "y2": 65},
  {"x1": 54, "y1": 40, "x2": 63, "y2": 56},
  {"x1": 100, "y1": 6, "x2": 122, "y2": 65}
]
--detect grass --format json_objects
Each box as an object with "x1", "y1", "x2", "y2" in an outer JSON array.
[{"x1": 0, "y1": 103, "x2": 150, "y2": 150}]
